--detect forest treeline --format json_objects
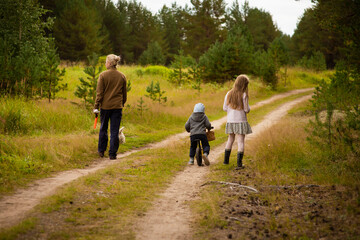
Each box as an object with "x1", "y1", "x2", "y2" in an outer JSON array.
[{"x1": 0, "y1": 0, "x2": 359, "y2": 94}]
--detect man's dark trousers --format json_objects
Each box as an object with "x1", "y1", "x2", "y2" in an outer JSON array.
[{"x1": 98, "y1": 109, "x2": 122, "y2": 157}]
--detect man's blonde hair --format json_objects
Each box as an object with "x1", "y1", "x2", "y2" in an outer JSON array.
[
  {"x1": 226, "y1": 74, "x2": 249, "y2": 110},
  {"x1": 106, "y1": 54, "x2": 121, "y2": 67}
]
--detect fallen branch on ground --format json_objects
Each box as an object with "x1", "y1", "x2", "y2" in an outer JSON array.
[
  {"x1": 200, "y1": 181, "x2": 258, "y2": 193},
  {"x1": 265, "y1": 184, "x2": 319, "y2": 190}
]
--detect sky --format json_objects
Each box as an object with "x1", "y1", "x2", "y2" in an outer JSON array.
[{"x1": 112, "y1": 0, "x2": 314, "y2": 36}]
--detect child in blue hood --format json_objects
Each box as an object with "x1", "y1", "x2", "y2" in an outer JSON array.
[{"x1": 185, "y1": 103, "x2": 212, "y2": 165}]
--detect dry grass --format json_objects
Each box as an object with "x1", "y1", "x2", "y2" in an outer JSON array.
[{"x1": 192, "y1": 100, "x2": 360, "y2": 240}]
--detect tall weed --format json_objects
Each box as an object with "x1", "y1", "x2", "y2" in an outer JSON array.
[
  {"x1": 0, "y1": 97, "x2": 92, "y2": 135},
  {"x1": 247, "y1": 114, "x2": 360, "y2": 187}
]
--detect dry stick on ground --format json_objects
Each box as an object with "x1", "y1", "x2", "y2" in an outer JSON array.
[
  {"x1": 200, "y1": 181, "x2": 259, "y2": 193},
  {"x1": 264, "y1": 184, "x2": 320, "y2": 190}
]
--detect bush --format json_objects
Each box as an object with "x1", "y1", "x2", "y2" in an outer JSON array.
[
  {"x1": 253, "y1": 50, "x2": 278, "y2": 88},
  {"x1": 142, "y1": 65, "x2": 172, "y2": 77},
  {"x1": 98, "y1": 56, "x2": 106, "y2": 66},
  {"x1": 139, "y1": 42, "x2": 165, "y2": 66},
  {"x1": 199, "y1": 26, "x2": 254, "y2": 83},
  {"x1": 298, "y1": 51, "x2": 327, "y2": 72},
  {"x1": 168, "y1": 51, "x2": 196, "y2": 86},
  {"x1": 307, "y1": 66, "x2": 360, "y2": 159}
]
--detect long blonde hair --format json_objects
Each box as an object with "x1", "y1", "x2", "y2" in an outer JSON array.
[{"x1": 226, "y1": 74, "x2": 249, "y2": 110}]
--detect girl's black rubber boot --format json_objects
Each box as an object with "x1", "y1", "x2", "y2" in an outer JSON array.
[
  {"x1": 236, "y1": 152, "x2": 244, "y2": 169},
  {"x1": 223, "y1": 149, "x2": 231, "y2": 164}
]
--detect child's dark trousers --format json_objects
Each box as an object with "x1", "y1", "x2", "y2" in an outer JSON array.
[{"x1": 189, "y1": 134, "x2": 210, "y2": 157}]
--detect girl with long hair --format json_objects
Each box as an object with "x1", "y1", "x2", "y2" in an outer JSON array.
[{"x1": 223, "y1": 74, "x2": 252, "y2": 169}]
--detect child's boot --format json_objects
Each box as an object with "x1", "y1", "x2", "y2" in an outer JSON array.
[
  {"x1": 223, "y1": 149, "x2": 231, "y2": 164},
  {"x1": 236, "y1": 152, "x2": 244, "y2": 169},
  {"x1": 203, "y1": 153, "x2": 210, "y2": 166},
  {"x1": 188, "y1": 157, "x2": 194, "y2": 165}
]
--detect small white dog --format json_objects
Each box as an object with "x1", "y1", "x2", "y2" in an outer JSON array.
[{"x1": 119, "y1": 127, "x2": 126, "y2": 144}]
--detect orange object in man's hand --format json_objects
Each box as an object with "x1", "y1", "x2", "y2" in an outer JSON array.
[{"x1": 94, "y1": 114, "x2": 98, "y2": 129}]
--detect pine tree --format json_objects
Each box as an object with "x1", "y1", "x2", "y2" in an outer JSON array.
[
  {"x1": 199, "y1": 26, "x2": 254, "y2": 83},
  {"x1": 157, "y1": 4, "x2": 184, "y2": 64},
  {"x1": 269, "y1": 37, "x2": 289, "y2": 86},
  {"x1": 253, "y1": 50, "x2": 277, "y2": 88},
  {"x1": 189, "y1": 64, "x2": 202, "y2": 93},
  {"x1": 145, "y1": 81, "x2": 167, "y2": 104},
  {"x1": 136, "y1": 97, "x2": 148, "y2": 118},
  {"x1": 0, "y1": 0, "x2": 53, "y2": 96},
  {"x1": 117, "y1": 0, "x2": 158, "y2": 63},
  {"x1": 168, "y1": 50, "x2": 195, "y2": 86},
  {"x1": 75, "y1": 53, "x2": 104, "y2": 106},
  {"x1": 41, "y1": 47, "x2": 66, "y2": 102},
  {"x1": 245, "y1": 7, "x2": 280, "y2": 51},
  {"x1": 53, "y1": 0, "x2": 105, "y2": 61},
  {"x1": 184, "y1": 0, "x2": 227, "y2": 59},
  {"x1": 139, "y1": 41, "x2": 166, "y2": 66}
]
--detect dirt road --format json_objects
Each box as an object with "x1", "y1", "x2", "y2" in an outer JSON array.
[
  {"x1": 135, "y1": 94, "x2": 312, "y2": 240},
  {"x1": 0, "y1": 88, "x2": 313, "y2": 230}
]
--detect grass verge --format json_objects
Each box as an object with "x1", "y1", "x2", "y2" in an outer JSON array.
[{"x1": 191, "y1": 98, "x2": 360, "y2": 239}]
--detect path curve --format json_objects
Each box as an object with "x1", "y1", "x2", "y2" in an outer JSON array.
[
  {"x1": 135, "y1": 94, "x2": 313, "y2": 240},
  {"x1": 0, "y1": 88, "x2": 313, "y2": 229}
]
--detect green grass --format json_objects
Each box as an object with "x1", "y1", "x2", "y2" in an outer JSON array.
[
  {"x1": 0, "y1": 83, "x2": 319, "y2": 239},
  {"x1": 0, "y1": 65, "x2": 325, "y2": 196}
]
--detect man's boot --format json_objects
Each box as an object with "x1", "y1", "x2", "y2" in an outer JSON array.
[{"x1": 223, "y1": 149, "x2": 231, "y2": 164}]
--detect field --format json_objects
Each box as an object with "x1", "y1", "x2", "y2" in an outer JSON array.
[
  {"x1": 2, "y1": 65, "x2": 354, "y2": 240},
  {"x1": 192, "y1": 101, "x2": 360, "y2": 239},
  {"x1": 0, "y1": 65, "x2": 328, "y2": 195}
]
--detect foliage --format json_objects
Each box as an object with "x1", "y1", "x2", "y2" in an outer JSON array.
[
  {"x1": 199, "y1": 26, "x2": 254, "y2": 83},
  {"x1": 298, "y1": 51, "x2": 327, "y2": 72},
  {"x1": 127, "y1": 79, "x2": 132, "y2": 92},
  {"x1": 0, "y1": 0, "x2": 54, "y2": 98},
  {"x1": 136, "y1": 97, "x2": 148, "y2": 118},
  {"x1": 245, "y1": 7, "x2": 280, "y2": 51},
  {"x1": 139, "y1": 41, "x2": 166, "y2": 66},
  {"x1": 225, "y1": 0, "x2": 246, "y2": 31},
  {"x1": 145, "y1": 81, "x2": 167, "y2": 104},
  {"x1": 188, "y1": 64, "x2": 202, "y2": 93},
  {"x1": 253, "y1": 50, "x2": 277, "y2": 88},
  {"x1": 269, "y1": 37, "x2": 290, "y2": 86},
  {"x1": 291, "y1": 8, "x2": 343, "y2": 68},
  {"x1": 269, "y1": 37, "x2": 289, "y2": 72},
  {"x1": 183, "y1": 0, "x2": 227, "y2": 59},
  {"x1": 168, "y1": 50, "x2": 195, "y2": 86},
  {"x1": 307, "y1": 66, "x2": 360, "y2": 159},
  {"x1": 116, "y1": 0, "x2": 158, "y2": 63},
  {"x1": 74, "y1": 53, "x2": 104, "y2": 106},
  {"x1": 157, "y1": 4, "x2": 184, "y2": 64},
  {"x1": 41, "y1": 46, "x2": 67, "y2": 102},
  {"x1": 145, "y1": 65, "x2": 170, "y2": 77},
  {"x1": 53, "y1": 0, "x2": 106, "y2": 61},
  {"x1": 312, "y1": 0, "x2": 360, "y2": 71}
]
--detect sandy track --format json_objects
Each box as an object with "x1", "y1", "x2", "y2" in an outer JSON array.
[
  {"x1": 135, "y1": 94, "x2": 313, "y2": 240},
  {"x1": 0, "y1": 88, "x2": 313, "y2": 229}
]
